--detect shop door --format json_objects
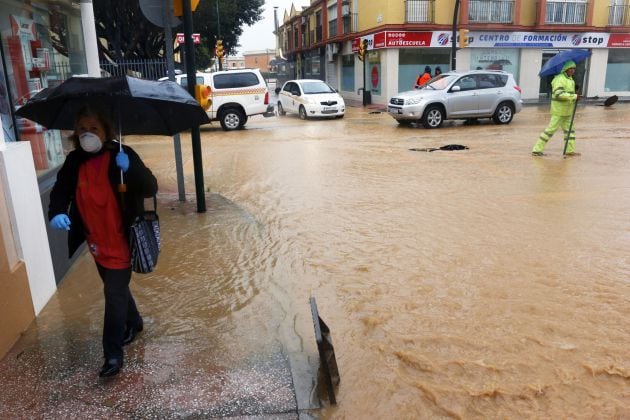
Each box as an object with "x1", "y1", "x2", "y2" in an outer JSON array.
[{"x1": 539, "y1": 50, "x2": 588, "y2": 99}]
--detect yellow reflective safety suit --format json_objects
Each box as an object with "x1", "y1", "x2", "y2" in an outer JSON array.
[{"x1": 532, "y1": 67, "x2": 578, "y2": 154}]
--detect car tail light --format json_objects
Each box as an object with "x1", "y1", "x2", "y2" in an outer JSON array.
[
  {"x1": 514, "y1": 85, "x2": 522, "y2": 94},
  {"x1": 264, "y1": 91, "x2": 269, "y2": 105}
]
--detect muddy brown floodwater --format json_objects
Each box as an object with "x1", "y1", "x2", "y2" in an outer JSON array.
[{"x1": 131, "y1": 102, "x2": 630, "y2": 418}]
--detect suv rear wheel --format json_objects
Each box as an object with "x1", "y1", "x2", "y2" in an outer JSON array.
[
  {"x1": 219, "y1": 108, "x2": 245, "y2": 131},
  {"x1": 422, "y1": 105, "x2": 444, "y2": 129},
  {"x1": 493, "y1": 102, "x2": 514, "y2": 124}
]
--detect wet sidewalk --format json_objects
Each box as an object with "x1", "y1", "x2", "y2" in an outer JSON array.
[{"x1": 0, "y1": 195, "x2": 321, "y2": 419}]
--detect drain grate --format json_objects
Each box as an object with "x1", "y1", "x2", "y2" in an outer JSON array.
[
  {"x1": 368, "y1": 111, "x2": 382, "y2": 114},
  {"x1": 409, "y1": 144, "x2": 469, "y2": 152}
]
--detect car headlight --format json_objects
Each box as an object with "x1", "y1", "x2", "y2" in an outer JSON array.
[{"x1": 406, "y1": 97, "x2": 424, "y2": 106}]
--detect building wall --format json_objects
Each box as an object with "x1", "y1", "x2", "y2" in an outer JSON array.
[
  {"x1": 243, "y1": 50, "x2": 275, "y2": 71},
  {"x1": 520, "y1": 1, "x2": 536, "y2": 25},
  {"x1": 281, "y1": 0, "x2": 630, "y2": 105},
  {"x1": 591, "y1": 0, "x2": 611, "y2": 26},
  {"x1": 0, "y1": 0, "x2": 99, "y2": 360},
  {"x1": 435, "y1": 0, "x2": 457, "y2": 25}
]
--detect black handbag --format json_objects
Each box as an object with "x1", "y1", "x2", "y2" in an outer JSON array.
[{"x1": 129, "y1": 196, "x2": 160, "y2": 273}]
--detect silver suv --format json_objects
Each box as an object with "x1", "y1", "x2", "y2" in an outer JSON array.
[{"x1": 387, "y1": 70, "x2": 523, "y2": 128}]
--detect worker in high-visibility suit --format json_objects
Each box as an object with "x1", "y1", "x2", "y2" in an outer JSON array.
[{"x1": 532, "y1": 60, "x2": 580, "y2": 157}]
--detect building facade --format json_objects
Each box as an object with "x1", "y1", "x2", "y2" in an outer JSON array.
[
  {"x1": 278, "y1": 0, "x2": 630, "y2": 105},
  {"x1": 224, "y1": 55, "x2": 245, "y2": 69},
  {"x1": 0, "y1": 0, "x2": 99, "y2": 359},
  {"x1": 243, "y1": 48, "x2": 276, "y2": 72}
]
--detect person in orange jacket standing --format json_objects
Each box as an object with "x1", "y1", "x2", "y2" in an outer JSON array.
[{"x1": 415, "y1": 66, "x2": 432, "y2": 89}]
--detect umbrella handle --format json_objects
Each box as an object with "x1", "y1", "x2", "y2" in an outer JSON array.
[{"x1": 562, "y1": 99, "x2": 578, "y2": 156}]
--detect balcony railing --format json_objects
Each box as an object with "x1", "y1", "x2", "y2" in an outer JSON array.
[
  {"x1": 545, "y1": 1, "x2": 587, "y2": 24},
  {"x1": 405, "y1": 0, "x2": 434, "y2": 23},
  {"x1": 469, "y1": 0, "x2": 514, "y2": 23},
  {"x1": 328, "y1": 20, "x2": 337, "y2": 38},
  {"x1": 343, "y1": 13, "x2": 358, "y2": 34},
  {"x1": 608, "y1": 4, "x2": 630, "y2": 26}
]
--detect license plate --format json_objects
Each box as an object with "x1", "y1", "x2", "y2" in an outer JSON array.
[
  {"x1": 388, "y1": 106, "x2": 402, "y2": 114},
  {"x1": 322, "y1": 106, "x2": 336, "y2": 112}
]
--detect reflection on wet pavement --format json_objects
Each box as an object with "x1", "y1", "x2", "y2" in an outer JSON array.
[{"x1": 2, "y1": 103, "x2": 630, "y2": 418}]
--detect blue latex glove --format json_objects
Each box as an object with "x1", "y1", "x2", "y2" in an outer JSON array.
[
  {"x1": 116, "y1": 151, "x2": 130, "y2": 173},
  {"x1": 50, "y1": 214, "x2": 71, "y2": 231}
]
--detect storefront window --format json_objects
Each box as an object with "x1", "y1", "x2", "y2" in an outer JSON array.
[
  {"x1": 469, "y1": 48, "x2": 520, "y2": 80},
  {"x1": 366, "y1": 51, "x2": 381, "y2": 96},
  {"x1": 538, "y1": 49, "x2": 586, "y2": 99},
  {"x1": 398, "y1": 48, "x2": 451, "y2": 93},
  {"x1": 1, "y1": 0, "x2": 87, "y2": 176},
  {"x1": 341, "y1": 54, "x2": 354, "y2": 92},
  {"x1": 604, "y1": 49, "x2": 630, "y2": 92}
]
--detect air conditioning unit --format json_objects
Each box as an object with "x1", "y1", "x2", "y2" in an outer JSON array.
[{"x1": 341, "y1": 5, "x2": 350, "y2": 16}]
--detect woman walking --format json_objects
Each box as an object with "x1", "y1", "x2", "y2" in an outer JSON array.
[{"x1": 48, "y1": 105, "x2": 158, "y2": 377}]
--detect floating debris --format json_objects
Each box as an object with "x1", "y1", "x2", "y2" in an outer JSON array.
[{"x1": 409, "y1": 144, "x2": 469, "y2": 152}]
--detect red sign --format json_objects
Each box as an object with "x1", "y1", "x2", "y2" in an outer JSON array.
[
  {"x1": 385, "y1": 31, "x2": 432, "y2": 48},
  {"x1": 373, "y1": 32, "x2": 386, "y2": 49},
  {"x1": 371, "y1": 66, "x2": 379, "y2": 88},
  {"x1": 608, "y1": 33, "x2": 630, "y2": 47},
  {"x1": 176, "y1": 33, "x2": 201, "y2": 44}
]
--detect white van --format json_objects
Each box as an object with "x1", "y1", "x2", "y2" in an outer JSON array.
[{"x1": 160, "y1": 69, "x2": 274, "y2": 130}]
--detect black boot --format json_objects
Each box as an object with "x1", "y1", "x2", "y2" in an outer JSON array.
[
  {"x1": 123, "y1": 320, "x2": 144, "y2": 346},
  {"x1": 99, "y1": 358, "x2": 123, "y2": 377}
]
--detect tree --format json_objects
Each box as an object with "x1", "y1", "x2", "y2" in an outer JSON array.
[
  {"x1": 93, "y1": 0, "x2": 165, "y2": 61},
  {"x1": 93, "y1": 0, "x2": 264, "y2": 68},
  {"x1": 193, "y1": 0, "x2": 264, "y2": 57}
]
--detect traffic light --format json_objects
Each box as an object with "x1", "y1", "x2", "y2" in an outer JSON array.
[
  {"x1": 358, "y1": 39, "x2": 367, "y2": 62},
  {"x1": 173, "y1": 0, "x2": 200, "y2": 17},
  {"x1": 194, "y1": 84, "x2": 211, "y2": 110},
  {"x1": 215, "y1": 39, "x2": 224, "y2": 59},
  {"x1": 459, "y1": 29, "x2": 470, "y2": 48}
]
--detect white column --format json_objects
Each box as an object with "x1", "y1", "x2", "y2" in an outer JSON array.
[
  {"x1": 0, "y1": 142, "x2": 56, "y2": 315},
  {"x1": 80, "y1": 0, "x2": 101, "y2": 77},
  {"x1": 520, "y1": 49, "x2": 543, "y2": 102}
]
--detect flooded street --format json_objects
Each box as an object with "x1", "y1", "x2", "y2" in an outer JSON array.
[
  {"x1": 130, "y1": 102, "x2": 630, "y2": 418},
  {"x1": 2, "y1": 102, "x2": 628, "y2": 418}
]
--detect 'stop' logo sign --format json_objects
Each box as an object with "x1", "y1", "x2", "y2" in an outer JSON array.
[
  {"x1": 571, "y1": 34, "x2": 582, "y2": 46},
  {"x1": 437, "y1": 33, "x2": 450, "y2": 46}
]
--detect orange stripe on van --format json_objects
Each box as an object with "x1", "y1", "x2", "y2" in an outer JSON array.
[{"x1": 213, "y1": 88, "x2": 267, "y2": 96}]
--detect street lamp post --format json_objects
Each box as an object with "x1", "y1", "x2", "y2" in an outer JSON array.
[{"x1": 451, "y1": 0, "x2": 460, "y2": 70}]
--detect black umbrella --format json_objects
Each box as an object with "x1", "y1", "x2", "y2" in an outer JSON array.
[
  {"x1": 16, "y1": 75, "x2": 210, "y2": 136},
  {"x1": 16, "y1": 75, "x2": 210, "y2": 195}
]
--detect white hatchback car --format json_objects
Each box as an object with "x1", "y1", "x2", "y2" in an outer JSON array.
[{"x1": 277, "y1": 79, "x2": 345, "y2": 119}]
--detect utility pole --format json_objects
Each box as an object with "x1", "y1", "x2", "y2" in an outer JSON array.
[
  {"x1": 451, "y1": 0, "x2": 460, "y2": 70},
  {"x1": 183, "y1": 0, "x2": 206, "y2": 212}
]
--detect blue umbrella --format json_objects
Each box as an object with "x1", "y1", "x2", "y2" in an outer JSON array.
[{"x1": 539, "y1": 49, "x2": 591, "y2": 77}]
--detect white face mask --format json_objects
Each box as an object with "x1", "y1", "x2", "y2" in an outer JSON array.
[{"x1": 79, "y1": 132, "x2": 103, "y2": 153}]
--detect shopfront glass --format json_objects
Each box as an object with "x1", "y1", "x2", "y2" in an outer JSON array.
[
  {"x1": 398, "y1": 48, "x2": 451, "y2": 93},
  {"x1": 1, "y1": 0, "x2": 87, "y2": 176},
  {"x1": 539, "y1": 49, "x2": 587, "y2": 99},
  {"x1": 366, "y1": 51, "x2": 381, "y2": 96},
  {"x1": 605, "y1": 49, "x2": 630, "y2": 92},
  {"x1": 469, "y1": 48, "x2": 520, "y2": 79},
  {"x1": 341, "y1": 54, "x2": 354, "y2": 92}
]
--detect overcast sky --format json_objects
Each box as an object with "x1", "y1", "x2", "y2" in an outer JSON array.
[{"x1": 237, "y1": 0, "x2": 307, "y2": 54}]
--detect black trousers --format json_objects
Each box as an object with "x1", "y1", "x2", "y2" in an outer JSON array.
[{"x1": 96, "y1": 264, "x2": 142, "y2": 360}]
